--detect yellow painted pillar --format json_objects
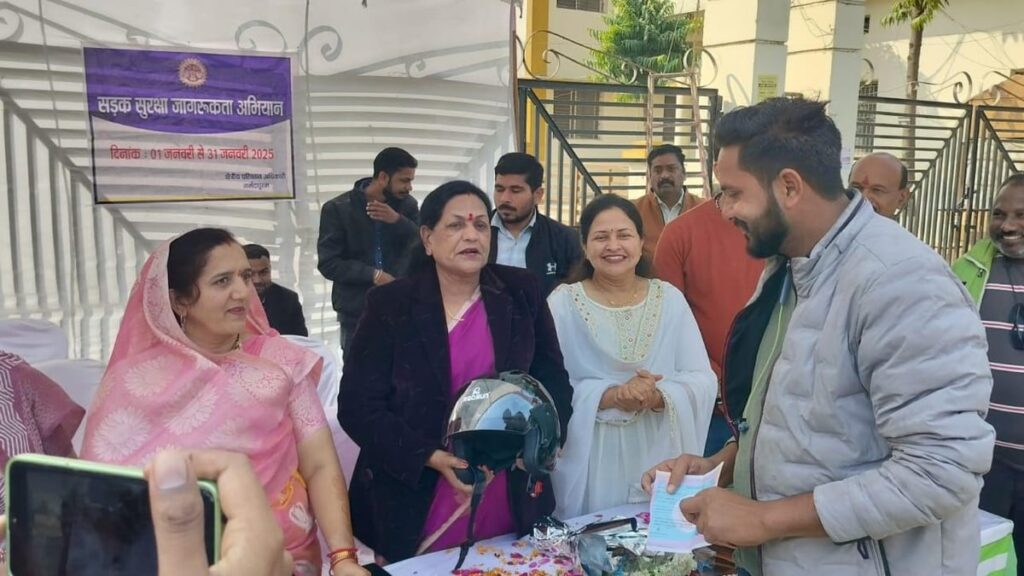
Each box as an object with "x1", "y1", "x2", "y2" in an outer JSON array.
[
  {"x1": 526, "y1": 0, "x2": 549, "y2": 78},
  {"x1": 523, "y1": 0, "x2": 549, "y2": 156}
]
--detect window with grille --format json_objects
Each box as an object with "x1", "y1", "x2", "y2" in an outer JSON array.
[
  {"x1": 553, "y1": 90, "x2": 599, "y2": 140},
  {"x1": 856, "y1": 81, "x2": 878, "y2": 152},
  {"x1": 556, "y1": 0, "x2": 605, "y2": 13}
]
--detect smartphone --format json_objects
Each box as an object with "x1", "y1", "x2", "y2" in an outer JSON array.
[{"x1": 5, "y1": 454, "x2": 222, "y2": 576}]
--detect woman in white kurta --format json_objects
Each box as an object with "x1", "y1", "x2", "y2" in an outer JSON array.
[{"x1": 549, "y1": 194, "x2": 717, "y2": 519}]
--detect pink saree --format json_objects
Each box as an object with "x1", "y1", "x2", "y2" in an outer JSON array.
[
  {"x1": 418, "y1": 296, "x2": 515, "y2": 554},
  {"x1": 81, "y1": 239, "x2": 328, "y2": 575},
  {"x1": 0, "y1": 351, "x2": 85, "y2": 513}
]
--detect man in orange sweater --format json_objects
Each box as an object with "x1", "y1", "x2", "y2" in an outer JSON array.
[
  {"x1": 634, "y1": 144, "x2": 703, "y2": 263},
  {"x1": 654, "y1": 191, "x2": 764, "y2": 455}
]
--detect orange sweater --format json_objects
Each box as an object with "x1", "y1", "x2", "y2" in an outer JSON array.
[
  {"x1": 634, "y1": 191, "x2": 703, "y2": 264},
  {"x1": 653, "y1": 200, "x2": 764, "y2": 382}
]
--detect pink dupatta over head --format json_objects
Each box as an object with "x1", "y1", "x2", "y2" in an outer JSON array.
[{"x1": 81, "y1": 239, "x2": 327, "y2": 501}]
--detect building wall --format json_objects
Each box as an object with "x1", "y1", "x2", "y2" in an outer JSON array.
[
  {"x1": 529, "y1": 0, "x2": 1024, "y2": 102},
  {"x1": 862, "y1": 0, "x2": 1024, "y2": 101},
  {"x1": 546, "y1": 0, "x2": 610, "y2": 80}
]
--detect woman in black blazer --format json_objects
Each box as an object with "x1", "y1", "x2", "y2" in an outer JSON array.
[{"x1": 338, "y1": 180, "x2": 573, "y2": 564}]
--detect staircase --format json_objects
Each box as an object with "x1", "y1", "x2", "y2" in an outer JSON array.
[{"x1": 517, "y1": 78, "x2": 721, "y2": 225}]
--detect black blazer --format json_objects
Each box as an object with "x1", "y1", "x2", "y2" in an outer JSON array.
[
  {"x1": 316, "y1": 177, "x2": 420, "y2": 324},
  {"x1": 261, "y1": 283, "x2": 308, "y2": 337},
  {"x1": 489, "y1": 211, "x2": 583, "y2": 297},
  {"x1": 338, "y1": 264, "x2": 573, "y2": 562}
]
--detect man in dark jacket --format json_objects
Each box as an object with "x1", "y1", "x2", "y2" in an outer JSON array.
[
  {"x1": 317, "y1": 147, "x2": 420, "y2": 355},
  {"x1": 244, "y1": 243, "x2": 308, "y2": 337},
  {"x1": 489, "y1": 152, "x2": 583, "y2": 295}
]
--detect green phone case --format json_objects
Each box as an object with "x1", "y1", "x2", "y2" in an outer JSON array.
[{"x1": 4, "y1": 453, "x2": 223, "y2": 574}]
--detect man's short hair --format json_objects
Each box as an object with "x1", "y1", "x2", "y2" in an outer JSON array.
[
  {"x1": 647, "y1": 144, "x2": 686, "y2": 169},
  {"x1": 494, "y1": 152, "x2": 544, "y2": 190},
  {"x1": 999, "y1": 173, "x2": 1024, "y2": 193},
  {"x1": 373, "y1": 147, "x2": 418, "y2": 180},
  {"x1": 714, "y1": 97, "x2": 845, "y2": 199},
  {"x1": 243, "y1": 243, "x2": 270, "y2": 260}
]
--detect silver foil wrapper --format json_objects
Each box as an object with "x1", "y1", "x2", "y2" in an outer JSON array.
[
  {"x1": 530, "y1": 516, "x2": 577, "y2": 558},
  {"x1": 531, "y1": 516, "x2": 653, "y2": 574},
  {"x1": 606, "y1": 527, "x2": 648, "y2": 558}
]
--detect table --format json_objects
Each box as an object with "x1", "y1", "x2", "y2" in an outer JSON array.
[
  {"x1": 388, "y1": 504, "x2": 649, "y2": 575},
  {"x1": 980, "y1": 509, "x2": 1017, "y2": 576},
  {"x1": 387, "y1": 506, "x2": 1016, "y2": 576}
]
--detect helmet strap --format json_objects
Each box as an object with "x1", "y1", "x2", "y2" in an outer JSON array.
[{"x1": 453, "y1": 469, "x2": 487, "y2": 571}]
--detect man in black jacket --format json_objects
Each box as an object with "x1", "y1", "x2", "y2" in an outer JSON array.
[
  {"x1": 317, "y1": 147, "x2": 420, "y2": 355},
  {"x1": 489, "y1": 152, "x2": 583, "y2": 295},
  {"x1": 244, "y1": 243, "x2": 309, "y2": 337}
]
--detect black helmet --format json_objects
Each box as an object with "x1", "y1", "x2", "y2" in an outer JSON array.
[
  {"x1": 446, "y1": 370, "x2": 561, "y2": 483},
  {"x1": 444, "y1": 371, "x2": 561, "y2": 571}
]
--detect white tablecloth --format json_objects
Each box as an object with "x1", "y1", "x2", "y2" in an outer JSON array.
[
  {"x1": 388, "y1": 504, "x2": 648, "y2": 575},
  {"x1": 388, "y1": 505, "x2": 1016, "y2": 576}
]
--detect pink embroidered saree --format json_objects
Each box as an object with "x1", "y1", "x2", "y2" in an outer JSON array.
[
  {"x1": 0, "y1": 351, "x2": 85, "y2": 513},
  {"x1": 81, "y1": 239, "x2": 328, "y2": 574}
]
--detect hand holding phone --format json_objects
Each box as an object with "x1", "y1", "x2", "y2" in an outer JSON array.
[
  {"x1": 6, "y1": 453, "x2": 221, "y2": 576},
  {"x1": 147, "y1": 450, "x2": 292, "y2": 576},
  {"x1": 6, "y1": 450, "x2": 289, "y2": 576}
]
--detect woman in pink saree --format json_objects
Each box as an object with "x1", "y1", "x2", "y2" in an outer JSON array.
[
  {"x1": 0, "y1": 351, "x2": 85, "y2": 511},
  {"x1": 82, "y1": 228, "x2": 366, "y2": 576}
]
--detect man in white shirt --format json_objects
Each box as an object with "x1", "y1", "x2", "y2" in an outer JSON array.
[
  {"x1": 633, "y1": 144, "x2": 703, "y2": 262},
  {"x1": 489, "y1": 152, "x2": 583, "y2": 295}
]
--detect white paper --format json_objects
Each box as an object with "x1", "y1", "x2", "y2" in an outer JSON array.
[{"x1": 645, "y1": 463, "x2": 723, "y2": 554}]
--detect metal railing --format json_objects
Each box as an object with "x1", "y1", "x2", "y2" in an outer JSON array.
[
  {"x1": 517, "y1": 79, "x2": 721, "y2": 225},
  {"x1": 1, "y1": 92, "x2": 146, "y2": 359},
  {"x1": 960, "y1": 104, "x2": 1024, "y2": 254},
  {"x1": 855, "y1": 95, "x2": 1024, "y2": 260},
  {"x1": 518, "y1": 87, "x2": 601, "y2": 226}
]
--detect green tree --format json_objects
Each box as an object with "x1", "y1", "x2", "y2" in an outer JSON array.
[
  {"x1": 589, "y1": 0, "x2": 692, "y2": 86},
  {"x1": 881, "y1": 0, "x2": 949, "y2": 100},
  {"x1": 881, "y1": 0, "x2": 948, "y2": 191},
  {"x1": 589, "y1": 0, "x2": 694, "y2": 141}
]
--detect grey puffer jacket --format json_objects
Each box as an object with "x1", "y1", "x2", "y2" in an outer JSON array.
[{"x1": 730, "y1": 193, "x2": 994, "y2": 575}]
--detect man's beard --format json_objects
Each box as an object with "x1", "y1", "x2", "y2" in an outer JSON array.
[
  {"x1": 735, "y1": 193, "x2": 788, "y2": 259},
  {"x1": 498, "y1": 205, "x2": 532, "y2": 226},
  {"x1": 995, "y1": 238, "x2": 1024, "y2": 259},
  {"x1": 384, "y1": 178, "x2": 406, "y2": 200}
]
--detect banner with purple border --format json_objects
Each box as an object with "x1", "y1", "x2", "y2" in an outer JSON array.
[{"x1": 83, "y1": 47, "x2": 295, "y2": 203}]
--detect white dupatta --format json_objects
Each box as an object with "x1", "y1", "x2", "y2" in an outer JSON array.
[{"x1": 548, "y1": 280, "x2": 717, "y2": 518}]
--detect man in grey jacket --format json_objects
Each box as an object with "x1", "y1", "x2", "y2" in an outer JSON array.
[{"x1": 643, "y1": 98, "x2": 994, "y2": 575}]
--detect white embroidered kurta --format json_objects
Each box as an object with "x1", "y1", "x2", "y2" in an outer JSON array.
[{"x1": 548, "y1": 279, "x2": 717, "y2": 518}]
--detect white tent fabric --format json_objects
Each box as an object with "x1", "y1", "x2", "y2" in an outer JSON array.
[
  {"x1": 0, "y1": 0, "x2": 518, "y2": 361},
  {"x1": 0, "y1": 319, "x2": 69, "y2": 364},
  {"x1": 32, "y1": 357, "x2": 106, "y2": 452}
]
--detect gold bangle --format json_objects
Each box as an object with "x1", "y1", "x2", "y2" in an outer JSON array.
[{"x1": 330, "y1": 550, "x2": 358, "y2": 562}]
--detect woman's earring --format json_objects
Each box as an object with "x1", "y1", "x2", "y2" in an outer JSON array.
[{"x1": 180, "y1": 309, "x2": 188, "y2": 333}]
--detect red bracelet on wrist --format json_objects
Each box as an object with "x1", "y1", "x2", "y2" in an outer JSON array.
[{"x1": 328, "y1": 547, "x2": 358, "y2": 564}]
